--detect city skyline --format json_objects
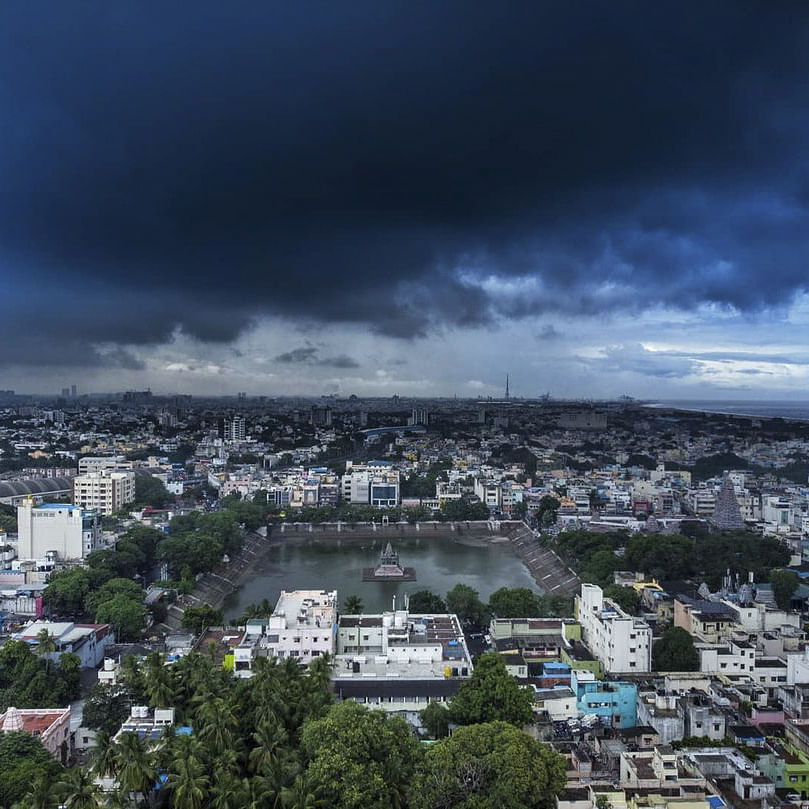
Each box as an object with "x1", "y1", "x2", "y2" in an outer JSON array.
[{"x1": 2, "y1": 3, "x2": 809, "y2": 398}]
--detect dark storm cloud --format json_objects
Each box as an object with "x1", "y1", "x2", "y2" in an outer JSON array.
[
  {"x1": 275, "y1": 348, "x2": 319, "y2": 364},
  {"x1": 274, "y1": 347, "x2": 359, "y2": 369},
  {"x1": 1, "y1": 1, "x2": 808, "y2": 363}
]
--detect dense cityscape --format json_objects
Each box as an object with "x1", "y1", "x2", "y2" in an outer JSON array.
[
  {"x1": 2, "y1": 393, "x2": 809, "y2": 807},
  {"x1": 4, "y1": 1, "x2": 809, "y2": 807}
]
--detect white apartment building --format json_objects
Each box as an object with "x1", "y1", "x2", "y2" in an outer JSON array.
[
  {"x1": 73, "y1": 470, "x2": 136, "y2": 515},
  {"x1": 16, "y1": 500, "x2": 101, "y2": 561},
  {"x1": 77, "y1": 456, "x2": 131, "y2": 475},
  {"x1": 699, "y1": 638, "x2": 756, "y2": 675},
  {"x1": 341, "y1": 462, "x2": 400, "y2": 507},
  {"x1": 577, "y1": 583, "x2": 652, "y2": 674},
  {"x1": 474, "y1": 478, "x2": 501, "y2": 509},
  {"x1": 233, "y1": 590, "x2": 337, "y2": 677}
]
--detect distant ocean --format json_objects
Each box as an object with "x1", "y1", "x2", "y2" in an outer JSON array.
[{"x1": 647, "y1": 400, "x2": 809, "y2": 422}]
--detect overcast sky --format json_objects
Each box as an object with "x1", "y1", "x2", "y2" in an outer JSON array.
[{"x1": 2, "y1": 3, "x2": 808, "y2": 398}]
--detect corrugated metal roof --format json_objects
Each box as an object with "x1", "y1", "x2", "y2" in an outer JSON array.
[{"x1": 0, "y1": 476, "x2": 74, "y2": 499}]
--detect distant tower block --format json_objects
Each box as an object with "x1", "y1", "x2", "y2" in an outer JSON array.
[
  {"x1": 712, "y1": 474, "x2": 745, "y2": 531},
  {"x1": 505, "y1": 374, "x2": 510, "y2": 400}
]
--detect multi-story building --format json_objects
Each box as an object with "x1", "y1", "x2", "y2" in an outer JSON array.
[
  {"x1": 341, "y1": 462, "x2": 400, "y2": 507},
  {"x1": 571, "y1": 670, "x2": 638, "y2": 728},
  {"x1": 577, "y1": 583, "x2": 652, "y2": 674},
  {"x1": 77, "y1": 456, "x2": 131, "y2": 475},
  {"x1": 674, "y1": 596, "x2": 739, "y2": 643},
  {"x1": 218, "y1": 415, "x2": 246, "y2": 442},
  {"x1": 72, "y1": 470, "x2": 136, "y2": 515},
  {"x1": 332, "y1": 606, "x2": 474, "y2": 726},
  {"x1": 16, "y1": 500, "x2": 101, "y2": 561},
  {"x1": 233, "y1": 590, "x2": 337, "y2": 677}
]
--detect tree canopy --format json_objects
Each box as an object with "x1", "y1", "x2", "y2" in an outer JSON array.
[
  {"x1": 653, "y1": 626, "x2": 700, "y2": 672},
  {"x1": 770, "y1": 569, "x2": 800, "y2": 611},
  {"x1": 449, "y1": 653, "x2": 534, "y2": 727},
  {"x1": 446, "y1": 584, "x2": 488, "y2": 627},
  {"x1": 301, "y1": 701, "x2": 422, "y2": 809},
  {"x1": 411, "y1": 721, "x2": 566, "y2": 809}
]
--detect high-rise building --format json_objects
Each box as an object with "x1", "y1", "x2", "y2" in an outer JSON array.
[
  {"x1": 73, "y1": 470, "x2": 136, "y2": 516},
  {"x1": 218, "y1": 415, "x2": 246, "y2": 442},
  {"x1": 409, "y1": 408, "x2": 429, "y2": 426},
  {"x1": 70, "y1": 384, "x2": 77, "y2": 398},
  {"x1": 16, "y1": 500, "x2": 101, "y2": 561},
  {"x1": 310, "y1": 406, "x2": 332, "y2": 428}
]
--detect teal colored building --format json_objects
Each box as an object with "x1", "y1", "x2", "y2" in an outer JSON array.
[{"x1": 571, "y1": 671, "x2": 637, "y2": 729}]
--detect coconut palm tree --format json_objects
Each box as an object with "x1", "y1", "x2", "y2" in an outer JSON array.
[
  {"x1": 167, "y1": 752, "x2": 209, "y2": 809},
  {"x1": 197, "y1": 697, "x2": 238, "y2": 754},
  {"x1": 36, "y1": 628, "x2": 57, "y2": 672},
  {"x1": 116, "y1": 731, "x2": 157, "y2": 807},
  {"x1": 13, "y1": 773, "x2": 60, "y2": 809},
  {"x1": 59, "y1": 768, "x2": 102, "y2": 809},
  {"x1": 342, "y1": 594, "x2": 363, "y2": 615},
  {"x1": 91, "y1": 730, "x2": 119, "y2": 780},
  {"x1": 248, "y1": 720, "x2": 288, "y2": 775},
  {"x1": 208, "y1": 774, "x2": 244, "y2": 809},
  {"x1": 281, "y1": 774, "x2": 324, "y2": 809}
]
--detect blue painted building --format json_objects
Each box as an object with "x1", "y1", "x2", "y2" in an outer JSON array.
[{"x1": 571, "y1": 671, "x2": 637, "y2": 729}]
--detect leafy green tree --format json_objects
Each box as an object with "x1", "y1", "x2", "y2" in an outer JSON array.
[
  {"x1": 300, "y1": 702, "x2": 422, "y2": 809},
  {"x1": 488, "y1": 587, "x2": 541, "y2": 618},
  {"x1": 181, "y1": 604, "x2": 223, "y2": 634},
  {"x1": 446, "y1": 583, "x2": 488, "y2": 626},
  {"x1": 770, "y1": 569, "x2": 800, "y2": 611},
  {"x1": 449, "y1": 653, "x2": 534, "y2": 727},
  {"x1": 407, "y1": 590, "x2": 447, "y2": 613},
  {"x1": 652, "y1": 626, "x2": 699, "y2": 671},
  {"x1": 410, "y1": 721, "x2": 566, "y2": 809},
  {"x1": 11, "y1": 771, "x2": 60, "y2": 809},
  {"x1": 96, "y1": 594, "x2": 147, "y2": 642},
  {"x1": 84, "y1": 685, "x2": 133, "y2": 735},
  {"x1": 86, "y1": 578, "x2": 144, "y2": 616},
  {"x1": 603, "y1": 585, "x2": 640, "y2": 615},
  {"x1": 0, "y1": 731, "x2": 62, "y2": 808},
  {"x1": 42, "y1": 567, "x2": 92, "y2": 616},
  {"x1": 536, "y1": 495, "x2": 559, "y2": 527},
  {"x1": 419, "y1": 701, "x2": 450, "y2": 739},
  {"x1": 342, "y1": 595, "x2": 364, "y2": 615},
  {"x1": 134, "y1": 475, "x2": 172, "y2": 509}
]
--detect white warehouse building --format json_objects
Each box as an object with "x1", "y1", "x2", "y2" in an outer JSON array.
[{"x1": 16, "y1": 500, "x2": 101, "y2": 562}]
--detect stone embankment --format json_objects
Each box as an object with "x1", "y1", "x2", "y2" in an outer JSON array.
[
  {"x1": 163, "y1": 530, "x2": 275, "y2": 630},
  {"x1": 505, "y1": 523, "x2": 582, "y2": 596}
]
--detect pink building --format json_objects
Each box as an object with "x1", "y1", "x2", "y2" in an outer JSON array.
[{"x1": 0, "y1": 706, "x2": 71, "y2": 759}]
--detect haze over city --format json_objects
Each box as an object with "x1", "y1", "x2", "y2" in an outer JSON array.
[{"x1": 1, "y1": 3, "x2": 808, "y2": 398}]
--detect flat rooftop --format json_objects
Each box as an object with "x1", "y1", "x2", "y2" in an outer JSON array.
[{"x1": 270, "y1": 589, "x2": 337, "y2": 630}]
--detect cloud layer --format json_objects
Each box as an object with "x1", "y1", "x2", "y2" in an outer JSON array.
[{"x1": 1, "y1": 3, "x2": 808, "y2": 392}]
